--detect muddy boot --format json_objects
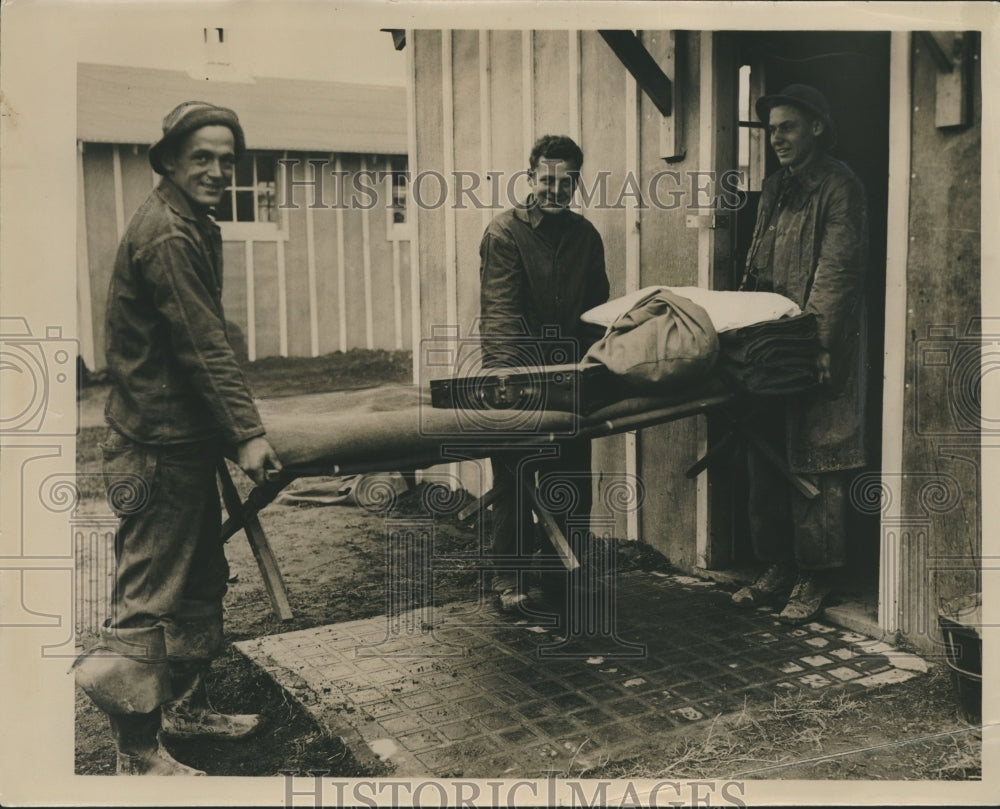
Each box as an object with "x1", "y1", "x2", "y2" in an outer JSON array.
[
  {"x1": 161, "y1": 664, "x2": 261, "y2": 741},
  {"x1": 110, "y1": 710, "x2": 205, "y2": 776}
]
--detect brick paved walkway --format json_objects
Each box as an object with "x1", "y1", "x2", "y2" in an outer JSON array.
[{"x1": 234, "y1": 571, "x2": 931, "y2": 777}]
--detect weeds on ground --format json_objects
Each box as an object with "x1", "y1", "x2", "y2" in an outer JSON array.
[
  {"x1": 612, "y1": 691, "x2": 855, "y2": 780},
  {"x1": 588, "y1": 674, "x2": 981, "y2": 781}
]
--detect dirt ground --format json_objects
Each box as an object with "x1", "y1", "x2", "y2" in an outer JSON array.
[{"x1": 73, "y1": 353, "x2": 981, "y2": 780}]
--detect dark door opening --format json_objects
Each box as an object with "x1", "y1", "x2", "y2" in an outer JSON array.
[{"x1": 724, "y1": 31, "x2": 890, "y2": 620}]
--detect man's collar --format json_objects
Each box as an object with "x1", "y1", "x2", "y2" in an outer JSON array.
[
  {"x1": 513, "y1": 195, "x2": 545, "y2": 229},
  {"x1": 782, "y1": 152, "x2": 833, "y2": 192},
  {"x1": 513, "y1": 193, "x2": 579, "y2": 229},
  {"x1": 156, "y1": 177, "x2": 213, "y2": 223}
]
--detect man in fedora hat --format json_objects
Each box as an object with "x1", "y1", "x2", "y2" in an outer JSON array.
[
  {"x1": 75, "y1": 101, "x2": 282, "y2": 774},
  {"x1": 731, "y1": 84, "x2": 869, "y2": 624}
]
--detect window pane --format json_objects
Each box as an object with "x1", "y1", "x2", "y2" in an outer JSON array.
[
  {"x1": 214, "y1": 189, "x2": 234, "y2": 222},
  {"x1": 257, "y1": 182, "x2": 277, "y2": 223},
  {"x1": 235, "y1": 190, "x2": 255, "y2": 222},
  {"x1": 256, "y1": 154, "x2": 276, "y2": 184},
  {"x1": 235, "y1": 157, "x2": 253, "y2": 187},
  {"x1": 739, "y1": 64, "x2": 751, "y2": 121},
  {"x1": 391, "y1": 171, "x2": 407, "y2": 224}
]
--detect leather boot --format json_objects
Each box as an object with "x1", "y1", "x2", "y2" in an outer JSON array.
[
  {"x1": 731, "y1": 563, "x2": 796, "y2": 607},
  {"x1": 110, "y1": 710, "x2": 205, "y2": 776},
  {"x1": 161, "y1": 664, "x2": 261, "y2": 741}
]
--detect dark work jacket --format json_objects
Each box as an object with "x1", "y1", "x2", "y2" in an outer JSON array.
[
  {"x1": 104, "y1": 178, "x2": 266, "y2": 445},
  {"x1": 479, "y1": 197, "x2": 609, "y2": 367},
  {"x1": 743, "y1": 154, "x2": 869, "y2": 473}
]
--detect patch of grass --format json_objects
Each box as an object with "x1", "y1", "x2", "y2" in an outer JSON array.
[
  {"x1": 75, "y1": 426, "x2": 109, "y2": 501},
  {"x1": 246, "y1": 349, "x2": 413, "y2": 398},
  {"x1": 587, "y1": 666, "x2": 981, "y2": 781}
]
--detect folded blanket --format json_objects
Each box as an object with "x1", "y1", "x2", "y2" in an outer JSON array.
[{"x1": 717, "y1": 313, "x2": 821, "y2": 396}]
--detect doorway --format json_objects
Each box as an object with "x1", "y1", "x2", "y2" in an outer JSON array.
[{"x1": 712, "y1": 31, "x2": 891, "y2": 625}]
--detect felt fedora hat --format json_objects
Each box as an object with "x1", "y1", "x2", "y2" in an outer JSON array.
[
  {"x1": 149, "y1": 101, "x2": 246, "y2": 175},
  {"x1": 755, "y1": 84, "x2": 837, "y2": 149}
]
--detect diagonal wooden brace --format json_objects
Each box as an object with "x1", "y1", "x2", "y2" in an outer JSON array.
[
  {"x1": 741, "y1": 429, "x2": 820, "y2": 499},
  {"x1": 520, "y1": 479, "x2": 581, "y2": 572},
  {"x1": 686, "y1": 404, "x2": 821, "y2": 500},
  {"x1": 456, "y1": 485, "x2": 500, "y2": 522},
  {"x1": 217, "y1": 461, "x2": 294, "y2": 621}
]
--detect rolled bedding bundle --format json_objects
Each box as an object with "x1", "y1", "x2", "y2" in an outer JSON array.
[{"x1": 581, "y1": 286, "x2": 820, "y2": 395}]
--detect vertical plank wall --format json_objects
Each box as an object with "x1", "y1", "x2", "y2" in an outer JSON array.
[
  {"x1": 633, "y1": 32, "x2": 707, "y2": 569},
  {"x1": 899, "y1": 34, "x2": 982, "y2": 651},
  {"x1": 79, "y1": 144, "x2": 413, "y2": 370},
  {"x1": 283, "y1": 155, "x2": 317, "y2": 357},
  {"x1": 578, "y1": 30, "x2": 631, "y2": 543},
  {"x1": 412, "y1": 29, "x2": 707, "y2": 564}
]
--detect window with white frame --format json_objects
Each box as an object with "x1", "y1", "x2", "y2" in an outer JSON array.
[{"x1": 215, "y1": 150, "x2": 281, "y2": 224}]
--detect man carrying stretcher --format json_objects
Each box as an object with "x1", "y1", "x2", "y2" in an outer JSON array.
[
  {"x1": 75, "y1": 101, "x2": 282, "y2": 775},
  {"x1": 478, "y1": 135, "x2": 610, "y2": 612}
]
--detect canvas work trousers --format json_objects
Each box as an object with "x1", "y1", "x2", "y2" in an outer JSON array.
[
  {"x1": 745, "y1": 417, "x2": 852, "y2": 571},
  {"x1": 489, "y1": 439, "x2": 592, "y2": 591},
  {"x1": 101, "y1": 428, "x2": 229, "y2": 665}
]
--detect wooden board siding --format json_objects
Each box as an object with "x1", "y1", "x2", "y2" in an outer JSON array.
[
  {"x1": 579, "y1": 31, "x2": 631, "y2": 544},
  {"x1": 81, "y1": 143, "x2": 118, "y2": 370},
  {"x1": 252, "y1": 241, "x2": 281, "y2": 359},
  {"x1": 221, "y1": 240, "x2": 248, "y2": 340},
  {"x1": 118, "y1": 145, "x2": 152, "y2": 225},
  {"x1": 632, "y1": 32, "x2": 706, "y2": 567},
  {"x1": 282, "y1": 155, "x2": 315, "y2": 358},
  {"x1": 899, "y1": 34, "x2": 981, "y2": 652},
  {"x1": 80, "y1": 143, "x2": 412, "y2": 369},
  {"x1": 489, "y1": 31, "x2": 529, "y2": 217},
  {"x1": 452, "y1": 31, "x2": 487, "y2": 347},
  {"x1": 311, "y1": 156, "x2": 342, "y2": 356},
  {"x1": 366, "y1": 158, "x2": 396, "y2": 351},
  {"x1": 339, "y1": 155, "x2": 368, "y2": 351},
  {"x1": 414, "y1": 30, "x2": 449, "y2": 378},
  {"x1": 410, "y1": 28, "x2": 710, "y2": 546},
  {"x1": 533, "y1": 31, "x2": 571, "y2": 141},
  {"x1": 399, "y1": 241, "x2": 413, "y2": 355}
]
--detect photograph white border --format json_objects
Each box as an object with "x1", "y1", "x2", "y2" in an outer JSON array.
[{"x1": 1, "y1": 1, "x2": 996, "y2": 805}]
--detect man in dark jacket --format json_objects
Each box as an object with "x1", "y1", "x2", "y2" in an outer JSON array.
[
  {"x1": 479, "y1": 135, "x2": 609, "y2": 611},
  {"x1": 75, "y1": 102, "x2": 282, "y2": 775},
  {"x1": 731, "y1": 85, "x2": 868, "y2": 624}
]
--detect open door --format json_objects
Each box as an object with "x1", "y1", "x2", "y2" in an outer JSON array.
[{"x1": 703, "y1": 31, "x2": 891, "y2": 629}]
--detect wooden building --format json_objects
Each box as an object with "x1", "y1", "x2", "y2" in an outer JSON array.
[
  {"x1": 77, "y1": 62, "x2": 414, "y2": 371},
  {"x1": 403, "y1": 29, "x2": 982, "y2": 652}
]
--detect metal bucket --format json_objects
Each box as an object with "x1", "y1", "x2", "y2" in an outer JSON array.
[{"x1": 937, "y1": 592, "x2": 982, "y2": 725}]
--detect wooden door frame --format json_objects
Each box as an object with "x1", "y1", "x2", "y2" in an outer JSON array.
[
  {"x1": 696, "y1": 31, "x2": 739, "y2": 570},
  {"x1": 879, "y1": 32, "x2": 912, "y2": 634}
]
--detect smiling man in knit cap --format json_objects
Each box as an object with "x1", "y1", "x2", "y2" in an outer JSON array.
[{"x1": 74, "y1": 102, "x2": 282, "y2": 775}]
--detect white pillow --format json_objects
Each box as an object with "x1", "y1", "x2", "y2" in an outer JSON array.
[{"x1": 581, "y1": 286, "x2": 800, "y2": 333}]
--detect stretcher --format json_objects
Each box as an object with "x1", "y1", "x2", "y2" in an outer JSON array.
[{"x1": 219, "y1": 380, "x2": 818, "y2": 620}]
